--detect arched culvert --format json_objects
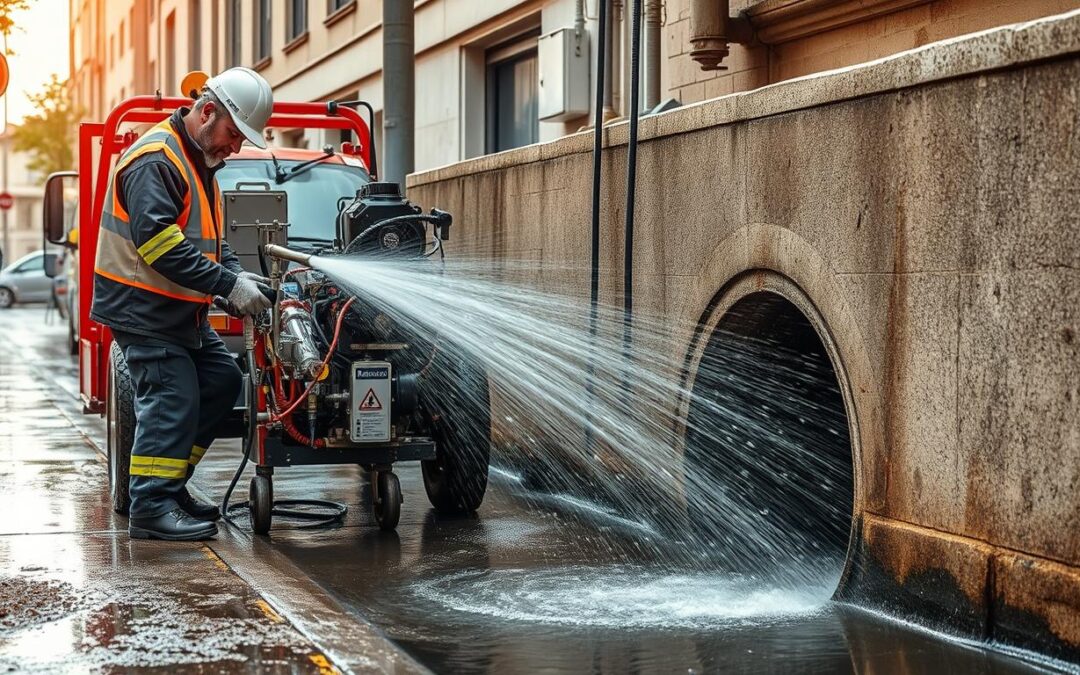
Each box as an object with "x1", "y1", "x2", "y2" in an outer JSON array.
[{"x1": 682, "y1": 289, "x2": 854, "y2": 589}]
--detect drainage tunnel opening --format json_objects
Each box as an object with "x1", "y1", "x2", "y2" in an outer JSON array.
[{"x1": 684, "y1": 291, "x2": 854, "y2": 587}]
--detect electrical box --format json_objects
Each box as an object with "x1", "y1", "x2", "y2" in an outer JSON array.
[{"x1": 538, "y1": 27, "x2": 591, "y2": 122}]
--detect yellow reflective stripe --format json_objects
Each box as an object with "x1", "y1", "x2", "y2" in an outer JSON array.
[
  {"x1": 137, "y1": 225, "x2": 186, "y2": 264},
  {"x1": 129, "y1": 455, "x2": 188, "y2": 480},
  {"x1": 188, "y1": 445, "x2": 207, "y2": 467}
]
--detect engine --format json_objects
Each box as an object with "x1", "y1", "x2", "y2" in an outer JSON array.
[{"x1": 262, "y1": 181, "x2": 452, "y2": 449}]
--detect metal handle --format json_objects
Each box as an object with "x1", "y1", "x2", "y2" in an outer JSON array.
[{"x1": 233, "y1": 181, "x2": 272, "y2": 191}]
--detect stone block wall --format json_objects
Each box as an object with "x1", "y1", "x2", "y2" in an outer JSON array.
[{"x1": 409, "y1": 10, "x2": 1080, "y2": 663}]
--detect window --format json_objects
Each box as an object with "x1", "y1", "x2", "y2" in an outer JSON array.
[
  {"x1": 228, "y1": 0, "x2": 242, "y2": 66},
  {"x1": 485, "y1": 32, "x2": 540, "y2": 153},
  {"x1": 255, "y1": 0, "x2": 271, "y2": 62},
  {"x1": 109, "y1": 34, "x2": 114, "y2": 70},
  {"x1": 328, "y1": 0, "x2": 354, "y2": 13},
  {"x1": 189, "y1": 0, "x2": 201, "y2": 71},
  {"x1": 165, "y1": 11, "x2": 176, "y2": 93},
  {"x1": 288, "y1": 0, "x2": 308, "y2": 42},
  {"x1": 12, "y1": 253, "x2": 43, "y2": 274},
  {"x1": 119, "y1": 21, "x2": 124, "y2": 57},
  {"x1": 217, "y1": 161, "x2": 369, "y2": 242},
  {"x1": 129, "y1": 7, "x2": 134, "y2": 48}
]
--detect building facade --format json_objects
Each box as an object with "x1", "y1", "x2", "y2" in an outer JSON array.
[
  {"x1": 0, "y1": 128, "x2": 46, "y2": 264},
  {"x1": 70, "y1": 0, "x2": 1080, "y2": 174}
]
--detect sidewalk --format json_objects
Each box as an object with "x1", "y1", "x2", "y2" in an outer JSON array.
[{"x1": 0, "y1": 309, "x2": 338, "y2": 673}]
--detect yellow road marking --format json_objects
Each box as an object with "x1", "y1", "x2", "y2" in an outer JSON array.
[
  {"x1": 255, "y1": 598, "x2": 285, "y2": 624},
  {"x1": 308, "y1": 653, "x2": 340, "y2": 674},
  {"x1": 199, "y1": 545, "x2": 230, "y2": 572}
]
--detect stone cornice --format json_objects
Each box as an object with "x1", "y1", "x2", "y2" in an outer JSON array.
[{"x1": 745, "y1": 0, "x2": 932, "y2": 44}]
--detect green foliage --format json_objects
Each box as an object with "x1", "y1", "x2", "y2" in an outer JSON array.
[
  {"x1": 11, "y1": 74, "x2": 81, "y2": 180},
  {"x1": 0, "y1": 0, "x2": 31, "y2": 51}
]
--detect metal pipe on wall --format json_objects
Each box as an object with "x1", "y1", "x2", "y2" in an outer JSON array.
[
  {"x1": 603, "y1": 0, "x2": 616, "y2": 119},
  {"x1": 689, "y1": 0, "x2": 754, "y2": 70},
  {"x1": 612, "y1": 0, "x2": 624, "y2": 116},
  {"x1": 644, "y1": 0, "x2": 662, "y2": 110},
  {"x1": 383, "y1": 0, "x2": 415, "y2": 189}
]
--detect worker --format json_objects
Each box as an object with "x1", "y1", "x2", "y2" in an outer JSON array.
[{"x1": 90, "y1": 67, "x2": 275, "y2": 541}]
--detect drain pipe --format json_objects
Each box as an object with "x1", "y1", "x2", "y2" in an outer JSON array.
[
  {"x1": 644, "y1": 0, "x2": 662, "y2": 110},
  {"x1": 623, "y1": 0, "x2": 642, "y2": 358},
  {"x1": 603, "y1": 0, "x2": 616, "y2": 119},
  {"x1": 689, "y1": 0, "x2": 754, "y2": 71},
  {"x1": 612, "y1": 0, "x2": 623, "y2": 116},
  {"x1": 383, "y1": 0, "x2": 415, "y2": 188}
]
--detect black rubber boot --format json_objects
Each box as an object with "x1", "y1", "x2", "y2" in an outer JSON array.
[
  {"x1": 177, "y1": 489, "x2": 222, "y2": 522},
  {"x1": 129, "y1": 508, "x2": 218, "y2": 540}
]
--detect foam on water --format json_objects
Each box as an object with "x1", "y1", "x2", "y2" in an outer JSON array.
[{"x1": 411, "y1": 566, "x2": 831, "y2": 629}]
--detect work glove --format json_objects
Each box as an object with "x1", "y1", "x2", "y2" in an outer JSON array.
[
  {"x1": 238, "y1": 270, "x2": 271, "y2": 285},
  {"x1": 226, "y1": 274, "x2": 273, "y2": 316}
]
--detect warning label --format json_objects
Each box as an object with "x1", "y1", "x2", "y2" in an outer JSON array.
[
  {"x1": 351, "y1": 361, "x2": 391, "y2": 443},
  {"x1": 359, "y1": 388, "x2": 382, "y2": 411}
]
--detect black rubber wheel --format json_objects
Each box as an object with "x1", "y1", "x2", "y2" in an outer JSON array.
[
  {"x1": 249, "y1": 474, "x2": 273, "y2": 535},
  {"x1": 0, "y1": 287, "x2": 13, "y2": 309},
  {"x1": 107, "y1": 341, "x2": 135, "y2": 516},
  {"x1": 421, "y1": 353, "x2": 491, "y2": 513},
  {"x1": 373, "y1": 471, "x2": 401, "y2": 531}
]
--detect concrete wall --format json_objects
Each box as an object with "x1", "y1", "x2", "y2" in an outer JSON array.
[{"x1": 408, "y1": 10, "x2": 1080, "y2": 662}]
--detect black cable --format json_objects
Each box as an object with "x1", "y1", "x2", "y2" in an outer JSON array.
[
  {"x1": 586, "y1": 0, "x2": 609, "y2": 458},
  {"x1": 220, "y1": 347, "x2": 348, "y2": 531},
  {"x1": 623, "y1": 0, "x2": 642, "y2": 377},
  {"x1": 344, "y1": 213, "x2": 446, "y2": 255}
]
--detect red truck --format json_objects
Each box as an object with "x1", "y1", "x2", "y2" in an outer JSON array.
[{"x1": 43, "y1": 95, "x2": 491, "y2": 533}]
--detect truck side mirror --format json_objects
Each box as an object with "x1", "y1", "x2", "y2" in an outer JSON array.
[{"x1": 43, "y1": 171, "x2": 78, "y2": 246}]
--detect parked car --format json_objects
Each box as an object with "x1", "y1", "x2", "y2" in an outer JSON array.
[{"x1": 0, "y1": 250, "x2": 54, "y2": 307}]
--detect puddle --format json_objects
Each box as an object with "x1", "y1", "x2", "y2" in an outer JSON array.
[{"x1": 412, "y1": 565, "x2": 831, "y2": 630}]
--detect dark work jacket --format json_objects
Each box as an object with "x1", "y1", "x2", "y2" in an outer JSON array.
[{"x1": 90, "y1": 108, "x2": 243, "y2": 349}]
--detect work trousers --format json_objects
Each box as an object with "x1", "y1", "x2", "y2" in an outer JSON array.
[{"x1": 113, "y1": 324, "x2": 242, "y2": 518}]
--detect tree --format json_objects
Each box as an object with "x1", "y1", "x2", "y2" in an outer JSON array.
[
  {"x1": 11, "y1": 74, "x2": 80, "y2": 178},
  {"x1": 0, "y1": 0, "x2": 30, "y2": 50}
]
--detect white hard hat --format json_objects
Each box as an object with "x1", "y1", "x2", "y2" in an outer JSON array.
[{"x1": 205, "y1": 67, "x2": 273, "y2": 149}]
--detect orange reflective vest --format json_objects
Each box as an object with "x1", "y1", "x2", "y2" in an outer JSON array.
[{"x1": 94, "y1": 119, "x2": 223, "y2": 303}]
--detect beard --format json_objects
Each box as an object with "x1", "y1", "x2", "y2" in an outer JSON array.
[{"x1": 194, "y1": 116, "x2": 227, "y2": 168}]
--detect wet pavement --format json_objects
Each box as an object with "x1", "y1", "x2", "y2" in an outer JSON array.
[
  {"x1": 1, "y1": 306, "x2": 1074, "y2": 674},
  {"x1": 0, "y1": 308, "x2": 338, "y2": 673}
]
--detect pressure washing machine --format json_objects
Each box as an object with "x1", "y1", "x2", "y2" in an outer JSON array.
[{"x1": 221, "y1": 181, "x2": 492, "y2": 533}]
